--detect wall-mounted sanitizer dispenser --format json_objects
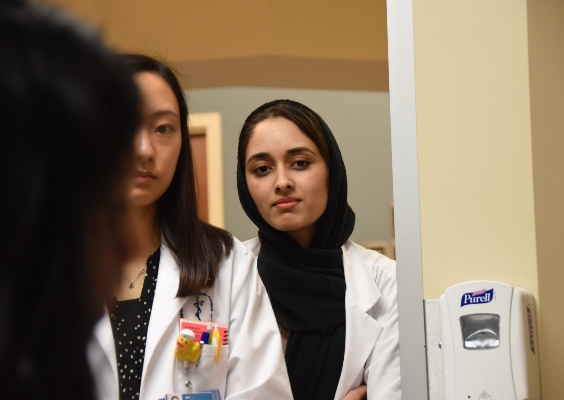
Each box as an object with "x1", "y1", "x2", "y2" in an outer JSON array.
[{"x1": 439, "y1": 281, "x2": 540, "y2": 400}]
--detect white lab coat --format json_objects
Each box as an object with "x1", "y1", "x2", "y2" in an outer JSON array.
[
  {"x1": 88, "y1": 238, "x2": 293, "y2": 400},
  {"x1": 245, "y1": 238, "x2": 401, "y2": 400}
]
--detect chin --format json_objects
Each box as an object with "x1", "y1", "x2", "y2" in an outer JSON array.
[
  {"x1": 127, "y1": 195, "x2": 157, "y2": 208},
  {"x1": 274, "y1": 224, "x2": 307, "y2": 235},
  {"x1": 268, "y1": 218, "x2": 299, "y2": 232}
]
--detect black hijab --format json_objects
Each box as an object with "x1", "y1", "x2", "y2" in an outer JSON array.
[{"x1": 237, "y1": 100, "x2": 355, "y2": 400}]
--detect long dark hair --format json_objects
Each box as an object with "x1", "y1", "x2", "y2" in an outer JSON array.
[
  {"x1": 1, "y1": 2, "x2": 140, "y2": 400},
  {"x1": 122, "y1": 54, "x2": 233, "y2": 296}
]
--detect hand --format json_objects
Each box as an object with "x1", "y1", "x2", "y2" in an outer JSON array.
[{"x1": 342, "y1": 385, "x2": 367, "y2": 400}]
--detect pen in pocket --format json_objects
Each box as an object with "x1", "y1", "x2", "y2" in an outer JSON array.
[
  {"x1": 200, "y1": 323, "x2": 212, "y2": 345},
  {"x1": 211, "y1": 324, "x2": 221, "y2": 361}
]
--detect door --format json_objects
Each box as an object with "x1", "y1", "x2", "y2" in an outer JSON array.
[{"x1": 189, "y1": 112, "x2": 225, "y2": 228}]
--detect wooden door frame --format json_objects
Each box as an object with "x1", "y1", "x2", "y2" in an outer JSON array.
[{"x1": 189, "y1": 112, "x2": 225, "y2": 228}]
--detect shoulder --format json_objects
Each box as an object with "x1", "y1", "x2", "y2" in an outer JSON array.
[
  {"x1": 242, "y1": 237, "x2": 260, "y2": 257},
  {"x1": 345, "y1": 241, "x2": 395, "y2": 268},
  {"x1": 344, "y1": 240, "x2": 397, "y2": 288},
  {"x1": 220, "y1": 236, "x2": 256, "y2": 266},
  {"x1": 232, "y1": 235, "x2": 254, "y2": 256},
  {"x1": 218, "y1": 236, "x2": 265, "y2": 293},
  {"x1": 161, "y1": 237, "x2": 254, "y2": 274}
]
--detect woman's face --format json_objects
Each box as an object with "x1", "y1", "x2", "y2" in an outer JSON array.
[
  {"x1": 128, "y1": 72, "x2": 182, "y2": 209},
  {"x1": 245, "y1": 117, "x2": 329, "y2": 247}
]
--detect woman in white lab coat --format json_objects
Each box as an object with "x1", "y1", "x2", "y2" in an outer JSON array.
[
  {"x1": 236, "y1": 99, "x2": 401, "y2": 400},
  {"x1": 88, "y1": 55, "x2": 292, "y2": 400}
]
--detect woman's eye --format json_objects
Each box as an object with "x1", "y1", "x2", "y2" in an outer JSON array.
[
  {"x1": 156, "y1": 124, "x2": 172, "y2": 134},
  {"x1": 253, "y1": 165, "x2": 271, "y2": 175},
  {"x1": 293, "y1": 159, "x2": 309, "y2": 168}
]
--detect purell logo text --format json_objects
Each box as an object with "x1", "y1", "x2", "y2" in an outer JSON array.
[{"x1": 460, "y1": 288, "x2": 494, "y2": 307}]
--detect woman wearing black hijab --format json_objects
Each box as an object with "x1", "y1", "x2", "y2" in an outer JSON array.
[{"x1": 237, "y1": 100, "x2": 401, "y2": 400}]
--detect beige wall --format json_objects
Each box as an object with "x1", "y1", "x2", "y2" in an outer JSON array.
[
  {"x1": 413, "y1": 0, "x2": 538, "y2": 300},
  {"x1": 412, "y1": 0, "x2": 564, "y2": 398},
  {"x1": 46, "y1": 0, "x2": 387, "y2": 61},
  {"x1": 44, "y1": 0, "x2": 389, "y2": 90},
  {"x1": 528, "y1": 0, "x2": 564, "y2": 396}
]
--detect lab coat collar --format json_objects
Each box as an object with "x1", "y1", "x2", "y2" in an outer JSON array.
[
  {"x1": 91, "y1": 307, "x2": 117, "y2": 378},
  {"x1": 141, "y1": 245, "x2": 188, "y2": 383},
  {"x1": 90, "y1": 245, "x2": 188, "y2": 395},
  {"x1": 334, "y1": 241, "x2": 384, "y2": 399},
  {"x1": 342, "y1": 241, "x2": 381, "y2": 312}
]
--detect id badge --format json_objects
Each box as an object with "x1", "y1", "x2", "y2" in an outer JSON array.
[{"x1": 164, "y1": 390, "x2": 222, "y2": 400}]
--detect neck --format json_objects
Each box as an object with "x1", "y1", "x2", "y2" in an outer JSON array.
[
  {"x1": 126, "y1": 204, "x2": 160, "y2": 260},
  {"x1": 115, "y1": 204, "x2": 160, "y2": 301}
]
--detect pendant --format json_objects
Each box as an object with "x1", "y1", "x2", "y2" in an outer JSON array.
[{"x1": 129, "y1": 282, "x2": 135, "y2": 289}]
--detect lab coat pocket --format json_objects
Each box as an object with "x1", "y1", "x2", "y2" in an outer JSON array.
[{"x1": 175, "y1": 344, "x2": 229, "y2": 395}]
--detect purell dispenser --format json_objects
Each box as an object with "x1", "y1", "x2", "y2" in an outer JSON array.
[{"x1": 439, "y1": 281, "x2": 540, "y2": 400}]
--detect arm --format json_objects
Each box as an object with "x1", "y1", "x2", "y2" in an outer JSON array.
[
  {"x1": 343, "y1": 385, "x2": 367, "y2": 400},
  {"x1": 224, "y1": 241, "x2": 293, "y2": 399}
]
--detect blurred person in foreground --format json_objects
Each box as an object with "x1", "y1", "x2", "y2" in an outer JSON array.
[{"x1": 0, "y1": 1, "x2": 140, "y2": 399}]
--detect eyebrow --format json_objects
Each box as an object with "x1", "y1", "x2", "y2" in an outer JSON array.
[
  {"x1": 152, "y1": 109, "x2": 179, "y2": 120},
  {"x1": 287, "y1": 147, "x2": 316, "y2": 155},
  {"x1": 246, "y1": 152, "x2": 270, "y2": 165},
  {"x1": 246, "y1": 147, "x2": 317, "y2": 165}
]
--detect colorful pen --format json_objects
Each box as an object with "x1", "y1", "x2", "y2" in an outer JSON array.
[{"x1": 211, "y1": 324, "x2": 221, "y2": 361}]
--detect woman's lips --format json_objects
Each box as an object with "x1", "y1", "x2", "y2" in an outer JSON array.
[
  {"x1": 133, "y1": 171, "x2": 156, "y2": 183},
  {"x1": 274, "y1": 197, "x2": 300, "y2": 209}
]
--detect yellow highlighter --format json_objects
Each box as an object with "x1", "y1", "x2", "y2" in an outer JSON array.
[{"x1": 211, "y1": 324, "x2": 221, "y2": 361}]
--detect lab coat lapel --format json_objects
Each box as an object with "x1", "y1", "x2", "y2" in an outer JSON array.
[
  {"x1": 141, "y1": 246, "x2": 188, "y2": 377},
  {"x1": 334, "y1": 242, "x2": 384, "y2": 400},
  {"x1": 92, "y1": 308, "x2": 118, "y2": 379}
]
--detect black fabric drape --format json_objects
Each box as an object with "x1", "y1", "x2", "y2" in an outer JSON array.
[{"x1": 237, "y1": 99, "x2": 355, "y2": 400}]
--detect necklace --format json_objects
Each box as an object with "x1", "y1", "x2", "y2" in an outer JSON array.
[{"x1": 122, "y1": 263, "x2": 147, "y2": 289}]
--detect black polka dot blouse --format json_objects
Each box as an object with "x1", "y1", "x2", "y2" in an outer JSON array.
[{"x1": 108, "y1": 248, "x2": 160, "y2": 400}]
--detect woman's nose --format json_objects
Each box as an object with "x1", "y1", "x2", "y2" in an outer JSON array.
[
  {"x1": 134, "y1": 129, "x2": 154, "y2": 161},
  {"x1": 275, "y1": 169, "x2": 294, "y2": 191}
]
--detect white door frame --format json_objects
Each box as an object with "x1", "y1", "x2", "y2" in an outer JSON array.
[{"x1": 387, "y1": 0, "x2": 430, "y2": 398}]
